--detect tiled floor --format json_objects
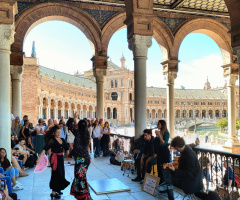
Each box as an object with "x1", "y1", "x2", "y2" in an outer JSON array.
[{"x1": 15, "y1": 154, "x2": 200, "y2": 200}]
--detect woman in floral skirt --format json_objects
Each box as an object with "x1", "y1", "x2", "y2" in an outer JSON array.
[{"x1": 69, "y1": 116, "x2": 92, "y2": 200}]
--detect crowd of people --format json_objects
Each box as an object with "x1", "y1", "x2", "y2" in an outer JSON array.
[
  {"x1": 0, "y1": 113, "x2": 232, "y2": 200},
  {"x1": 1, "y1": 113, "x2": 112, "y2": 200}
]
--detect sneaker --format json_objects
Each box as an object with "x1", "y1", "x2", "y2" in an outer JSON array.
[
  {"x1": 16, "y1": 181, "x2": 22, "y2": 186},
  {"x1": 13, "y1": 184, "x2": 23, "y2": 190}
]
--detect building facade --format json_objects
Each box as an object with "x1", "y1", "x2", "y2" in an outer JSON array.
[{"x1": 20, "y1": 54, "x2": 236, "y2": 126}]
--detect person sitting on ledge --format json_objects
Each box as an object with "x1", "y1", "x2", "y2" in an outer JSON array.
[{"x1": 156, "y1": 136, "x2": 203, "y2": 200}]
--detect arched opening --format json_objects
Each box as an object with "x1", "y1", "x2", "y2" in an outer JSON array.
[
  {"x1": 77, "y1": 104, "x2": 81, "y2": 116},
  {"x1": 209, "y1": 110, "x2": 213, "y2": 118},
  {"x1": 58, "y1": 101, "x2": 62, "y2": 119},
  {"x1": 83, "y1": 105, "x2": 87, "y2": 118},
  {"x1": 107, "y1": 107, "x2": 111, "y2": 119},
  {"x1": 130, "y1": 108, "x2": 133, "y2": 123},
  {"x1": 202, "y1": 110, "x2": 206, "y2": 118},
  {"x1": 64, "y1": 102, "x2": 69, "y2": 119},
  {"x1": 111, "y1": 92, "x2": 118, "y2": 101},
  {"x1": 215, "y1": 110, "x2": 220, "y2": 118},
  {"x1": 23, "y1": 20, "x2": 93, "y2": 77},
  {"x1": 158, "y1": 109, "x2": 162, "y2": 119},
  {"x1": 129, "y1": 93, "x2": 133, "y2": 102},
  {"x1": 50, "y1": 99, "x2": 55, "y2": 119},
  {"x1": 89, "y1": 106, "x2": 93, "y2": 118},
  {"x1": 152, "y1": 109, "x2": 156, "y2": 119},
  {"x1": 176, "y1": 110, "x2": 180, "y2": 119},
  {"x1": 42, "y1": 97, "x2": 48, "y2": 119},
  {"x1": 113, "y1": 108, "x2": 117, "y2": 119},
  {"x1": 147, "y1": 109, "x2": 150, "y2": 119},
  {"x1": 71, "y1": 103, "x2": 75, "y2": 118}
]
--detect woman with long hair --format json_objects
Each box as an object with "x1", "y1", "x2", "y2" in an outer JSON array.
[
  {"x1": 11, "y1": 117, "x2": 22, "y2": 137},
  {"x1": 35, "y1": 119, "x2": 46, "y2": 155},
  {"x1": 101, "y1": 121, "x2": 110, "y2": 157},
  {"x1": 155, "y1": 120, "x2": 170, "y2": 184},
  {"x1": 69, "y1": 119, "x2": 92, "y2": 200},
  {"x1": 20, "y1": 119, "x2": 30, "y2": 139},
  {"x1": 37, "y1": 125, "x2": 70, "y2": 199},
  {"x1": 66, "y1": 118, "x2": 75, "y2": 152},
  {"x1": 0, "y1": 148, "x2": 23, "y2": 190}
]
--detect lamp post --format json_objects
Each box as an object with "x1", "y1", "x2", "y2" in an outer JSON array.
[
  {"x1": 222, "y1": 99, "x2": 224, "y2": 118},
  {"x1": 191, "y1": 102, "x2": 193, "y2": 120},
  {"x1": 194, "y1": 109, "x2": 197, "y2": 131},
  {"x1": 184, "y1": 101, "x2": 186, "y2": 127}
]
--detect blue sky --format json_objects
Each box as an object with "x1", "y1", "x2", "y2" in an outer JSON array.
[{"x1": 23, "y1": 21, "x2": 225, "y2": 89}]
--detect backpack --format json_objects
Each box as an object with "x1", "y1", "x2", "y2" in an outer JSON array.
[
  {"x1": 25, "y1": 155, "x2": 34, "y2": 168},
  {"x1": 110, "y1": 156, "x2": 121, "y2": 166}
]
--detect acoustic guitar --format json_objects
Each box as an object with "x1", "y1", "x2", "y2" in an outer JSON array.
[{"x1": 163, "y1": 156, "x2": 180, "y2": 170}]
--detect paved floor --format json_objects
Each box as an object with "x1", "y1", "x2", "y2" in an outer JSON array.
[{"x1": 15, "y1": 154, "x2": 200, "y2": 200}]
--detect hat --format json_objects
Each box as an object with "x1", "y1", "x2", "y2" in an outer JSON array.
[
  {"x1": 15, "y1": 116, "x2": 20, "y2": 120},
  {"x1": 224, "y1": 160, "x2": 232, "y2": 165}
]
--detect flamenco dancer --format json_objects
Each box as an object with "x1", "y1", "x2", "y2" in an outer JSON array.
[
  {"x1": 37, "y1": 125, "x2": 70, "y2": 199},
  {"x1": 69, "y1": 117, "x2": 92, "y2": 200}
]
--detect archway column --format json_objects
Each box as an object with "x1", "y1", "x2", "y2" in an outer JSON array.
[
  {"x1": 0, "y1": 24, "x2": 15, "y2": 160},
  {"x1": 162, "y1": 60, "x2": 178, "y2": 139},
  {"x1": 222, "y1": 63, "x2": 240, "y2": 147},
  {"x1": 92, "y1": 56, "x2": 107, "y2": 120},
  {"x1": 234, "y1": 47, "x2": 240, "y2": 120},
  {"x1": 128, "y1": 35, "x2": 152, "y2": 138},
  {"x1": 10, "y1": 65, "x2": 23, "y2": 118}
]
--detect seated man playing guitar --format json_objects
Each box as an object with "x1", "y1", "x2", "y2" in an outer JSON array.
[{"x1": 156, "y1": 136, "x2": 203, "y2": 200}]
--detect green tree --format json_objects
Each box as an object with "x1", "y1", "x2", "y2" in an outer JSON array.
[
  {"x1": 216, "y1": 118, "x2": 228, "y2": 133},
  {"x1": 236, "y1": 118, "x2": 240, "y2": 131}
]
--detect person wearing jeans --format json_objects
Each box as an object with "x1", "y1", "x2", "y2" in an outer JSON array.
[{"x1": 92, "y1": 120, "x2": 102, "y2": 158}]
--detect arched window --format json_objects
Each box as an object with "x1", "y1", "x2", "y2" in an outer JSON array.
[
  {"x1": 129, "y1": 93, "x2": 132, "y2": 101},
  {"x1": 113, "y1": 108, "x2": 117, "y2": 119},
  {"x1": 107, "y1": 107, "x2": 111, "y2": 119},
  {"x1": 111, "y1": 80, "x2": 114, "y2": 88},
  {"x1": 115, "y1": 80, "x2": 118, "y2": 88},
  {"x1": 111, "y1": 92, "x2": 118, "y2": 101}
]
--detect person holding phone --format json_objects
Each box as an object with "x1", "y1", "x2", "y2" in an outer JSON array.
[{"x1": 0, "y1": 180, "x2": 17, "y2": 200}]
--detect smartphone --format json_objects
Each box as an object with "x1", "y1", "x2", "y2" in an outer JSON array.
[{"x1": 0, "y1": 180, "x2": 5, "y2": 191}]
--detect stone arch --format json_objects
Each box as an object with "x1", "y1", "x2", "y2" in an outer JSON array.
[
  {"x1": 58, "y1": 100, "x2": 63, "y2": 119},
  {"x1": 83, "y1": 105, "x2": 87, "y2": 118},
  {"x1": 172, "y1": 18, "x2": 232, "y2": 65},
  {"x1": 152, "y1": 109, "x2": 156, "y2": 119},
  {"x1": 102, "y1": 13, "x2": 173, "y2": 61},
  {"x1": 64, "y1": 102, "x2": 69, "y2": 119},
  {"x1": 12, "y1": 2, "x2": 101, "y2": 60},
  {"x1": 77, "y1": 104, "x2": 81, "y2": 115},
  {"x1": 153, "y1": 17, "x2": 174, "y2": 61},
  {"x1": 70, "y1": 103, "x2": 75, "y2": 117}
]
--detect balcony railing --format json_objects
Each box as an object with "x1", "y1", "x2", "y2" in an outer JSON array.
[{"x1": 193, "y1": 146, "x2": 240, "y2": 199}]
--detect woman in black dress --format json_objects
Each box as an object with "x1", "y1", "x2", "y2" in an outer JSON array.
[
  {"x1": 69, "y1": 118, "x2": 92, "y2": 200},
  {"x1": 37, "y1": 125, "x2": 70, "y2": 199}
]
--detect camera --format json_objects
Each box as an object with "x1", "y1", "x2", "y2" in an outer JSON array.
[{"x1": 0, "y1": 180, "x2": 6, "y2": 191}]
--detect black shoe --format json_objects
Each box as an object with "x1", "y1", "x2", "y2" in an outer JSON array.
[
  {"x1": 156, "y1": 183, "x2": 173, "y2": 192},
  {"x1": 131, "y1": 177, "x2": 142, "y2": 182},
  {"x1": 50, "y1": 193, "x2": 60, "y2": 199}
]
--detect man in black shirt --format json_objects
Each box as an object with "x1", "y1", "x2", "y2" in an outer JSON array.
[
  {"x1": 156, "y1": 136, "x2": 203, "y2": 200},
  {"x1": 140, "y1": 129, "x2": 157, "y2": 181}
]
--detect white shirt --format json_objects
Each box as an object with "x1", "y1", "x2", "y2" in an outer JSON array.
[
  {"x1": 35, "y1": 125, "x2": 46, "y2": 135},
  {"x1": 92, "y1": 126, "x2": 102, "y2": 138}
]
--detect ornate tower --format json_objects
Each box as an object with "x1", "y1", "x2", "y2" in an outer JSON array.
[
  {"x1": 31, "y1": 41, "x2": 36, "y2": 58},
  {"x1": 204, "y1": 76, "x2": 211, "y2": 90},
  {"x1": 120, "y1": 53, "x2": 126, "y2": 68}
]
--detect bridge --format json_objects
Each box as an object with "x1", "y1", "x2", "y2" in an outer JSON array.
[{"x1": 176, "y1": 119, "x2": 219, "y2": 130}]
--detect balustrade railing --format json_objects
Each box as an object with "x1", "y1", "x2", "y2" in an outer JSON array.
[{"x1": 193, "y1": 146, "x2": 240, "y2": 199}]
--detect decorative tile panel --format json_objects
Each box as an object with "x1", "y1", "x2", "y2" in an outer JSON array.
[
  {"x1": 17, "y1": 2, "x2": 34, "y2": 14},
  {"x1": 222, "y1": 22, "x2": 231, "y2": 30},
  {"x1": 83, "y1": 8, "x2": 118, "y2": 26},
  {"x1": 159, "y1": 17, "x2": 186, "y2": 32},
  {"x1": 153, "y1": 0, "x2": 175, "y2": 5},
  {"x1": 179, "y1": 0, "x2": 228, "y2": 13}
]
